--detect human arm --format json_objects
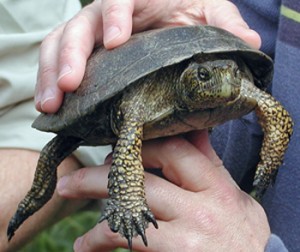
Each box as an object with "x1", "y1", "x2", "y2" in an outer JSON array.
[
  {"x1": 57, "y1": 131, "x2": 272, "y2": 252},
  {"x1": 35, "y1": 0, "x2": 261, "y2": 113}
]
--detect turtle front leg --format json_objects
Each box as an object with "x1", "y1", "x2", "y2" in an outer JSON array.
[
  {"x1": 99, "y1": 118, "x2": 157, "y2": 249},
  {"x1": 250, "y1": 87, "x2": 293, "y2": 198},
  {"x1": 7, "y1": 135, "x2": 82, "y2": 240}
]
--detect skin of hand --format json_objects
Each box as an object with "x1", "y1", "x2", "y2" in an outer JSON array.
[
  {"x1": 57, "y1": 131, "x2": 271, "y2": 252},
  {"x1": 35, "y1": 0, "x2": 261, "y2": 114}
]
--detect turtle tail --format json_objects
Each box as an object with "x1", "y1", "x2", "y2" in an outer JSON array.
[{"x1": 7, "y1": 135, "x2": 82, "y2": 241}]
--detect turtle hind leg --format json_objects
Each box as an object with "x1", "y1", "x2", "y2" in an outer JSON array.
[
  {"x1": 250, "y1": 87, "x2": 293, "y2": 199},
  {"x1": 99, "y1": 118, "x2": 157, "y2": 249},
  {"x1": 7, "y1": 135, "x2": 82, "y2": 241}
]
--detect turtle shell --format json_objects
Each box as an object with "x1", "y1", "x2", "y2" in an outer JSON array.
[{"x1": 33, "y1": 25, "x2": 273, "y2": 132}]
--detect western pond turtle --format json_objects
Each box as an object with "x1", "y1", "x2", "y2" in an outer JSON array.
[{"x1": 8, "y1": 25, "x2": 293, "y2": 249}]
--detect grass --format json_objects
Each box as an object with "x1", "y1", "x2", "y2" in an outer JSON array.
[
  {"x1": 20, "y1": 210, "x2": 97, "y2": 252},
  {"x1": 20, "y1": 210, "x2": 129, "y2": 252}
]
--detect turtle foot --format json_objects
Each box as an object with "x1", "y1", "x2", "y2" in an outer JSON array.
[{"x1": 99, "y1": 198, "x2": 158, "y2": 249}]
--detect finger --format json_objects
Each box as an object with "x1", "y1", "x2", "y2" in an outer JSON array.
[
  {"x1": 35, "y1": 24, "x2": 65, "y2": 113},
  {"x1": 101, "y1": 0, "x2": 134, "y2": 49},
  {"x1": 57, "y1": 165, "x2": 185, "y2": 220},
  {"x1": 142, "y1": 136, "x2": 222, "y2": 192},
  {"x1": 73, "y1": 222, "x2": 131, "y2": 252},
  {"x1": 56, "y1": 1, "x2": 103, "y2": 93},
  {"x1": 204, "y1": 0, "x2": 261, "y2": 49},
  {"x1": 73, "y1": 220, "x2": 175, "y2": 252},
  {"x1": 185, "y1": 130, "x2": 222, "y2": 167},
  {"x1": 57, "y1": 165, "x2": 110, "y2": 199}
]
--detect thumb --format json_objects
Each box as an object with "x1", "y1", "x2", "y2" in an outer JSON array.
[{"x1": 204, "y1": 0, "x2": 261, "y2": 49}]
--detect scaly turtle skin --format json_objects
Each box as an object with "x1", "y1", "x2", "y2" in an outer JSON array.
[{"x1": 7, "y1": 26, "x2": 293, "y2": 249}]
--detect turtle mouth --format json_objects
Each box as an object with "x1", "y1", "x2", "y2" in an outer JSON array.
[{"x1": 223, "y1": 92, "x2": 241, "y2": 106}]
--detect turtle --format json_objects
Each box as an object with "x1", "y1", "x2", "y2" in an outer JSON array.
[{"x1": 7, "y1": 25, "x2": 293, "y2": 249}]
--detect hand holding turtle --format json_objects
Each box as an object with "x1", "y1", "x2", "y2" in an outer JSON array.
[
  {"x1": 35, "y1": 0, "x2": 261, "y2": 114},
  {"x1": 57, "y1": 131, "x2": 271, "y2": 252}
]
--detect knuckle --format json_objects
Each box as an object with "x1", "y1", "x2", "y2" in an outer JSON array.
[
  {"x1": 41, "y1": 29, "x2": 59, "y2": 47},
  {"x1": 101, "y1": 223, "x2": 119, "y2": 241},
  {"x1": 59, "y1": 16, "x2": 93, "y2": 61},
  {"x1": 57, "y1": 43, "x2": 81, "y2": 67},
  {"x1": 193, "y1": 206, "x2": 216, "y2": 230},
  {"x1": 70, "y1": 168, "x2": 88, "y2": 193},
  {"x1": 174, "y1": 228, "x2": 204, "y2": 251},
  {"x1": 38, "y1": 64, "x2": 56, "y2": 75},
  {"x1": 82, "y1": 223, "x2": 120, "y2": 250},
  {"x1": 40, "y1": 24, "x2": 64, "y2": 52},
  {"x1": 65, "y1": 13, "x2": 91, "y2": 33},
  {"x1": 102, "y1": 0, "x2": 132, "y2": 22},
  {"x1": 37, "y1": 64, "x2": 57, "y2": 82},
  {"x1": 216, "y1": 181, "x2": 240, "y2": 206},
  {"x1": 80, "y1": 232, "x2": 93, "y2": 251},
  {"x1": 160, "y1": 136, "x2": 195, "y2": 163},
  {"x1": 103, "y1": 3, "x2": 123, "y2": 19},
  {"x1": 59, "y1": 44, "x2": 75, "y2": 59},
  {"x1": 161, "y1": 136, "x2": 189, "y2": 154},
  {"x1": 181, "y1": 239, "x2": 203, "y2": 252}
]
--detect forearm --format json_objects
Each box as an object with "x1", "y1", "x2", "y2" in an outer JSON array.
[{"x1": 0, "y1": 149, "x2": 88, "y2": 252}]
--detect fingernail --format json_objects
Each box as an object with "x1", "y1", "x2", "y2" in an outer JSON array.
[
  {"x1": 57, "y1": 64, "x2": 72, "y2": 82},
  {"x1": 57, "y1": 176, "x2": 68, "y2": 194},
  {"x1": 41, "y1": 87, "x2": 55, "y2": 110},
  {"x1": 104, "y1": 26, "x2": 121, "y2": 45},
  {"x1": 74, "y1": 236, "x2": 83, "y2": 251}
]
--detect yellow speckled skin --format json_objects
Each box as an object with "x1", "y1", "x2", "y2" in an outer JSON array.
[
  {"x1": 7, "y1": 55, "x2": 293, "y2": 250},
  {"x1": 250, "y1": 87, "x2": 293, "y2": 197},
  {"x1": 100, "y1": 119, "x2": 157, "y2": 247}
]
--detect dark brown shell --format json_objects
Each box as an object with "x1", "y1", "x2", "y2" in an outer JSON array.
[{"x1": 33, "y1": 25, "x2": 273, "y2": 132}]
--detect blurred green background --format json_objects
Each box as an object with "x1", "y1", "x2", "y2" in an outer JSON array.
[
  {"x1": 19, "y1": 0, "x2": 129, "y2": 251},
  {"x1": 21, "y1": 210, "x2": 129, "y2": 252},
  {"x1": 80, "y1": 0, "x2": 93, "y2": 6}
]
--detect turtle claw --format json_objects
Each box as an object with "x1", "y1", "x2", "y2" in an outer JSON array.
[
  {"x1": 99, "y1": 199, "x2": 157, "y2": 248},
  {"x1": 144, "y1": 210, "x2": 158, "y2": 229},
  {"x1": 127, "y1": 235, "x2": 133, "y2": 251},
  {"x1": 135, "y1": 219, "x2": 148, "y2": 247}
]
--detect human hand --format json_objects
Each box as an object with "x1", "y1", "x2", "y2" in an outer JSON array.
[
  {"x1": 57, "y1": 130, "x2": 270, "y2": 252},
  {"x1": 35, "y1": 0, "x2": 261, "y2": 114}
]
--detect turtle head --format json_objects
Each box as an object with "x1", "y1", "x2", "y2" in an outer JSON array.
[{"x1": 177, "y1": 55, "x2": 244, "y2": 110}]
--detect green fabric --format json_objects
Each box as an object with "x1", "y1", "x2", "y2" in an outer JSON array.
[{"x1": 281, "y1": 5, "x2": 300, "y2": 23}]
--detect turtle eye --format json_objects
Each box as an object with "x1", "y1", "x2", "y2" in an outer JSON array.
[{"x1": 197, "y1": 67, "x2": 211, "y2": 81}]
